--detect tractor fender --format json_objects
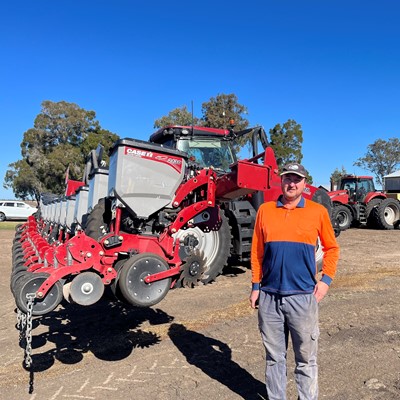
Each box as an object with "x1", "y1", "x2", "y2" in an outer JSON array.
[{"x1": 364, "y1": 192, "x2": 386, "y2": 204}]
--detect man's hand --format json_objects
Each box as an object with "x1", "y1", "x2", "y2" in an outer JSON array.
[
  {"x1": 249, "y1": 289, "x2": 260, "y2": 309},
  {"x1": 314, "y1": 281, "x2": 329, "y2": 303}
]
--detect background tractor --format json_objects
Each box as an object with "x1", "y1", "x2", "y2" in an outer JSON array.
[{"x1": 329, "y1": 175, "x2": 400, "y2": 230}]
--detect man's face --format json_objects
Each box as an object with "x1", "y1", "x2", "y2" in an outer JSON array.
[{"x1": 281, "y1": 173, "x2": 306, "y2": 201}]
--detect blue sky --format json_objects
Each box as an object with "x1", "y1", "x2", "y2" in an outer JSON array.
[{"x1": 1, "y1": 0, "x2": 399, "y2": 199}]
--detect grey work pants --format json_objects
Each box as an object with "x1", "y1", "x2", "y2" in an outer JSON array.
[{"x1": 258, "y1": 291, "x2": 319, "y2": 400}]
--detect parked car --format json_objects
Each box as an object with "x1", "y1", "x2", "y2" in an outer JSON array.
[{"x1": 0, "y1": 201, "x2": 37, "y2": 221}]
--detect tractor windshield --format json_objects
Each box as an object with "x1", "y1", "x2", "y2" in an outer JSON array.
[{"x1": 176, "y1": 139, "x2": 235, "y2": 172}]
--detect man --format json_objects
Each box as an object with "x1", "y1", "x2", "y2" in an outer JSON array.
[{"x1": 250, "y1": 163, "x2": 339, "y2": 400}]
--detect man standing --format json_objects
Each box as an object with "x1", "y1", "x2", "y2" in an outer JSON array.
[{"x1": 250, "y1": 163, "x2": 339, "y2": 400}]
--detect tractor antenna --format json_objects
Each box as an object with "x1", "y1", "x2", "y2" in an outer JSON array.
[{"x1": 191, "y1": 100, "x2": 194, "y2": 137}]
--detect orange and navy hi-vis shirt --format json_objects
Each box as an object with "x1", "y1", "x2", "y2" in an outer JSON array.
[{"x1": 251, "y1": 196, "x2": 340, "y2": 294}]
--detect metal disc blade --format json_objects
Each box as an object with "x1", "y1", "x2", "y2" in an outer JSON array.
[{"x1": 69, "y1": 272, "x2": 104, "y2": 306}]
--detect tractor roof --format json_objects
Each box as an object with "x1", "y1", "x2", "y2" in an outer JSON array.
[
  {"x1": 341, "y1": 175, "x2": 374, "y2": 180},
  {"x1": 150, "y1": 125, "x2": 230, "y2": 143}
]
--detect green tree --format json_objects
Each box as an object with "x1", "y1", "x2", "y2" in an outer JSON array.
[
  {"x1": 4, "y1": 159, "x2": 42, "y2": 200},
  {"x1": 269, "y1": 119, "x2": 303, "y2": 169},
  {"x1": 4, "y1": 100, "x2": 119, "y2": 200},
  {"x1": 154, "y1": 105, "x2": 201, "y2": 128},
  {"x1": 81, "y1": 129, "x2": 120, "y2": 167},
  {"x1": 201, "y1": 93, "x2": 249, "y2": 131},
  {"x1": 354, "y1": 138, "x2": 400, "y2": 186},
  {"x1": 330, "y1": 166, "x2": 348, "y2": 190}
]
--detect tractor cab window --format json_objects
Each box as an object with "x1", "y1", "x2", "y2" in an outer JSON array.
[
  {"x1": 342, "y1": 181, "x2": 356, "y2": 199},
  {"x1": 176, "y1": 139, "x2": 235, "y2": 172},
  {"x1": 157, "y1": 137, "x2": 176, "y2": 149},
  {"x1": 358, "y1": 179, "x2": 374, "y2": 193},
  {"x1": 355, "y1": 179, "x2": 374, "y2": 201}
]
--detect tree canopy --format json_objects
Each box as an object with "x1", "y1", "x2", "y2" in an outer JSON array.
[
  {"x1": 353, "y1": 137, "x2": 400, "y2": 186},
  {"x1": 269, "y1": 119, "x2": 303, "y2": 167},
  {"x1": 4, "y1": 100, "x2": 119, "y2": 200},
  {"x1": 154, "y1": 105, "x2": 200, "y2": 128},
  {"x1": 154, "y1": 93, "x2": 249, "y2": 131},
  {"x1": 200, "y1": 93, "x2": 249, "y2": 131},
  {"x1": 330, "y1": 166, "x2": 348, "y2": 190}
]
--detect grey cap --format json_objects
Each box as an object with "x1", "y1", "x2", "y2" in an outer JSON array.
[{"x1": 280, "y1": 163, "x2": 308, "y2": 178}]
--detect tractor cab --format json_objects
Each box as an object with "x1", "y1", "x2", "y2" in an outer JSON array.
[
  {"x1": 150, "y1": 126, "x2": 237, "y2": 173},
  {"x1": 149, "y1": 125, "x2": 269, "y2": 174},
  {"x1": 340, "y1": 175, "x2": 376, "y2": 203}
]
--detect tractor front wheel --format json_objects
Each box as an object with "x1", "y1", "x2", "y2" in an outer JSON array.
[
  {"x1": 332, "y1": 205, "x2": 353, "y2": 231},
  {"x1": 173, "y1": 213, "x2": 231, "y2": 285}
]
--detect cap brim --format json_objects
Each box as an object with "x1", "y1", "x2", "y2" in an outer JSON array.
[{"x1": 280, "y1": 171, "x2": 306, "y2": 178}]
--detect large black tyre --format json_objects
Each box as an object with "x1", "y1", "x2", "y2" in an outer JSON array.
[
  {"x1": 332, "y1": 205, "x2": 353, "y2": 231},
  {"x1": 173, "y1": 213, "x2": 232, "y2": 285},
  {"x1": 85, "y1": 198, "x2": 110, "y2": 240},
  {"x1": 0, "y1": 212, "x2": 6, "y2": 222},
  {"x1": 365, "y1": 198, "x2": 382, "y2": 228},
  {"x1": 371, "y1": 198, "x2": 400, "y2": 230},
  {"x1": 48, "y1": 225, "x2": 59, "y2": 244}
]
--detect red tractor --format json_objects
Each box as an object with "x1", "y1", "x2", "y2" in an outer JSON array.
[
  {"x1": 150, "y1": 125, "x2": 338, "y2": 279},
  {"x1": 329, "y1": 175, "x2": 400, "y2": 230}
]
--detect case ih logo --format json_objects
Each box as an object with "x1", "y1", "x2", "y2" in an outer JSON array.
[
  {"x1": 126, "y1": 148, "x2": 154, "y2": 158},
  {"x1": 125, "y1": 147, "x2": 183, "y2": 173}
]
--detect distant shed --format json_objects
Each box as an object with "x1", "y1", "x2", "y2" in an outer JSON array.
[{"x1": 384, "y1": 170, "x2": 400, "y2": 192}]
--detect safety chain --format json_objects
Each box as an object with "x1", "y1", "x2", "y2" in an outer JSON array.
[
  {"x1": 24, "y1": 293, "x2": 35, "y2": 369},
  {"x1": 17, "y1": 308, "x2": 27, "y2": 344}
]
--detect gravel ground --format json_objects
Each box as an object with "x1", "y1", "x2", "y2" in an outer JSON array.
[{"x1": 0, "y1": 227, "x2": 399, "y2": 400}]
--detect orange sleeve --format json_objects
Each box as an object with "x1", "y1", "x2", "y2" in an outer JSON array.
[
  {"x1": 250, "y1": 205, "x2": 265, "y2": 285},
  {"x1": 319, "y1": 207, "x2": 340, "y2": 284}
]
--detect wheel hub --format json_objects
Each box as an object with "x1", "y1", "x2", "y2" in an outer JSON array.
[{"x1": 81, "y1": 283, "x2": 94, "y2": 294}]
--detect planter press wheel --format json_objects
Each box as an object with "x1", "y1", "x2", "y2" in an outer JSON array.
[
  {"x1": 110, "y1": 259, "x2": 127, "y2": 301},
  {"x1": 12, "y1": 247, "x2": 23, "y2": 258},
  {"x1": 118, "y1": 253, "x2": 171, "y2": 307},
  {"x1": 15, "y1": 223, "x2": 24, "y2": 232},
  {"x1": 68, "y1": 271, "x2": 105, "y2": 306},
  {"x1": 10, "y1": 269, "x2": 29, "y2": 296},
  {"x1": 14, "y1": 272, "x2": 63, "y2": 316}
]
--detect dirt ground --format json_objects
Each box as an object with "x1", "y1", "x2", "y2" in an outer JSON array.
[{"x1": 0, "y1": 227, "x2": 399, "y2": 400}]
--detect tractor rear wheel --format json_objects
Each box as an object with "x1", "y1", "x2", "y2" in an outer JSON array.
[
  {"x1": 365, "y1": 198, "x2": 382, "y2": 228},
  {"x1": 371, "y1": 198, "x2": 400, "y2": 229},
  {"x1": 85, "y1": 198, "x2": 110, "y2": 240},
  {"x1": 332, "y1": 205, "x2": 352, "y2": 231}
]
